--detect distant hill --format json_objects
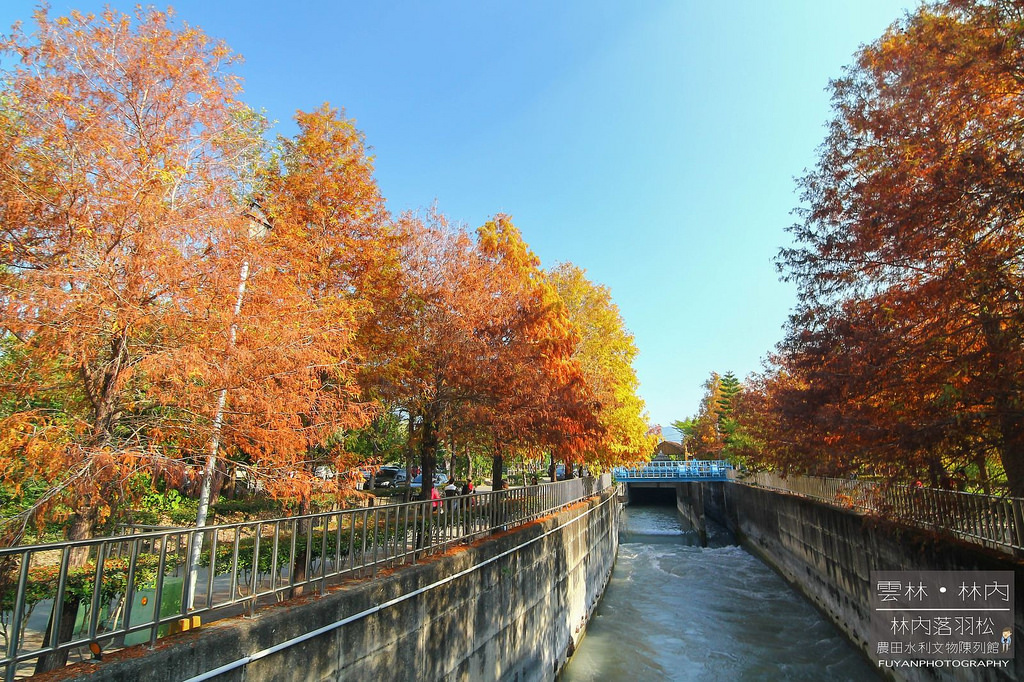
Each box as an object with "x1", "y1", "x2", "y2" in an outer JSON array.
[{"x1": 661, "y1": 425, "x2": 683, "y2": 443}]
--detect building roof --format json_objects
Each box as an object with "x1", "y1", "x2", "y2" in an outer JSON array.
[{"x1": 652, "y1": 440, "x2": 684, "y2": 460}]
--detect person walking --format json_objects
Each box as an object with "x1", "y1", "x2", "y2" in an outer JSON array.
[{"x1": 444, "y1": 480, "x2": 459, "y2": 512}]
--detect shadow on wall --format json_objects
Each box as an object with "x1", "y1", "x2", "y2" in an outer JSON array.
[{"x1": 627, "y1": 486, "x2": 677, "y2": 506}]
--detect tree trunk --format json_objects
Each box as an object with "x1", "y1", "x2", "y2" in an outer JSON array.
[
  {"x1": 447, "y1": 439, "x2": 457, "y2": 485},
  {"x1": 927, "y1": 457, "x2": 946, "y2": 489},
  {"x1": 38, "y1": 333, "x2": 125, "y2": 674},
  {"x1": 491, "y1": 448, "x2": 504, "y2": 491},
  {"x1": 223, "y1": 462, "x2": 237, "y2": 500},
  {"x1": 978, "y1": 303, "x2": 1021, "y2": 496},
  {"x1": 34, "y1": 509, "x2": 96, "y2": 674},
  {"x1": 86, "y1": 333, "x2": 129, "y2": 445},
  {"x1": 419, "y1": 410, "x2": 438, "y2": 502},
  {"x1": 289, "y1": 498, "x2": 312, "y2": 598},
  {"x1": 997, "y1": 402, "x2": 1024, "y2": 498},
  {"x1": 414, "y1": 411, "x2": 439, "y2": 550},
  {"x1": 403, "y1": 414, "x2": 415, "y2": 502},
  {"x1": 37, "y1": 333, "x2": 126, "y2": 672}
]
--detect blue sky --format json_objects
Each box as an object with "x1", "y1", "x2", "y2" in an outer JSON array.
[{"x1": 0, "y1": 1, "x2": 917, "y2": 428}]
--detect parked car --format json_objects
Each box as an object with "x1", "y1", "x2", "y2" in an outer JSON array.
[
  {"x1": 410, "y1": 473, "x2": 448, "y2": 489},
  {"x1": 370, "y1": 466, "x2": 403, "y2": 488},
  {"x1": 314, "y1": 465, "x2": 337, "y2": 480}
]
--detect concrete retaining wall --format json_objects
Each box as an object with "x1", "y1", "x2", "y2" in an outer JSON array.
[
  {"x1": 674, "y1": 483, "x2": 706, "y2": 545},
  {"x1": 701, "y1": 482, "x2": 1024, "y2": 681},
  {"x1": 51, "y1": 489, "x2": 619, "y2": 682}
]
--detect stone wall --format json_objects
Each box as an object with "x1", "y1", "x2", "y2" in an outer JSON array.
[
  {"x1": 702, "y1": 482, "x2": 1024, "y2": 682},
  {"x1": 52, "y1": 489, "x2": 619, "y2": 682}
]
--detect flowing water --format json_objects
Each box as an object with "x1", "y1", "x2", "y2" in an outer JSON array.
[{"x1": 560, "y1": 505, "x2": 880, "y2": 681}]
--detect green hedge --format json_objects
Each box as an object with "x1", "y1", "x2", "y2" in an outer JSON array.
[
  {"x1": 197, "y1": 520, "x2": 402, "y2": 577},
  {"x1": 0, "y1": 554, "x2": 160, "y2": 612}
]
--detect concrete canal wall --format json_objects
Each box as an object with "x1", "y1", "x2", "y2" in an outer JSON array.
[
  {"x1": 674, "y1": 482, "x2": 706, "y2": 544},
  {"x1": 52, "y1": 488, "x2": 619, "y2": 682},
  {"x1": 689, "y1": 481, "x2": 1024, "y2": 681}
]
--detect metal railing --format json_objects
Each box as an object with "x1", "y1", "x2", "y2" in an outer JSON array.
[
  {"x1": 737, "y1": 471, "x2": 1024, "y2": 555},
  {"x1": 613, "y1": 460, "x2": 733, "y2": 480},
  {"x1": 0, "y1": 475, "x2": 611, "y2": 680}
]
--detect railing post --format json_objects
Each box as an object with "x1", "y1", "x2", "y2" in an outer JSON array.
[
  {"x1": 370, "y1": 506, "x2": 380, "y2": 577},
  {"x1": 334, "y1": 511, "x2": 344, "y2": 575},
  {"x1": 347, "y1": 510, "x2": 357, "y2": 571},
  {"x1": 249, "y1": 525, "x2": 262, "y2": 616},
  {"x1": 1012, "y1": 498, "x2": 1024, "y2": 548},
  {"x1": 87, "y1": 540, "x2": 107, "y2": 641},
  {"x1": 304, "y1": 514, "x2": 313, "y2": 587},
  {"x1": 996, "y1": 499, "x2": 1009, "y2": 547},
  {"x1": 359, "y1": 507, "x2": 370, "y2": 573},
  {"x1": 400, "y1": 503, "x2": 410, "y2": 565},
  {"x1": 205, "y1": 530, "x2": 219, "y2": 610},
  {"x1": 150, "y1": 536, "x2": 169, "y2": 648},
  {"x1": 320, "y1": 514, "x2": 330, "y2": 595},
  {"x1": 4, "y1": 551, "x2": 31, "y2": 682},
  {"x1": 121, "y1": 541, "x2": 140, "y2": 636},
  {"x1": 48, "y1": 545, "x2": 72, "y2": 652},
  {"x1": 269, "y1": 523, "x2": 281, "y2": 597}
]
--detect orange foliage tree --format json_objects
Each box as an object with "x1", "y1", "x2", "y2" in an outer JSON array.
[
  {"x1": 0, "y1": 7, "x2": 262, "y2": 545},
  {"x1": 367, "y1": 214, "x2": 600, "y2": 494},
  {"x1": 473, "y1": 219, "x2": 600, "y2": 487},
  {"x1": 186, "y1": 103, "x2": 397, "y2": 504},
  {"x1": 763, "y1": 0, "x2": 1024, "y2": 492},
  {"x1": 548, "y1": 263, "x2": 654, "y2": 469},
  {"x1": 0, "y1": 9, "x2": 636, "y2": 577},
  {"x1": 0, "y1": 9, "x2": 393, "y2": 555},
  {"x1": 366, "y1": 214, "x2": 492, "y2": 497}
]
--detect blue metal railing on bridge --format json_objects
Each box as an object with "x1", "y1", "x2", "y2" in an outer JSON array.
[
  {"x1": 613, "y1": 460, "x2": 734, "y2": 482},
  {"x1": 614, "y1": 462, "x2": 1024, "y2": 557}
]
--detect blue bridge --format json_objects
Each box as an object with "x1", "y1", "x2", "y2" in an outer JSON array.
[{"x1": 612, "y1": 459, "x2": 734, "y2": 483}]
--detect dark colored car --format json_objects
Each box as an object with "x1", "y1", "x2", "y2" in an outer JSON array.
[
  {"x1": 410, "y1": 473, "x2": 449, "y2": 489},
  {"x1": 364, "y1": 466, "x2": 403, "y2": 488}
]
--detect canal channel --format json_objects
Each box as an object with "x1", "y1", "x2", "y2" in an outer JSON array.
[{"x1": 560, "y1": 502, "x2": 880, "y2": 681}]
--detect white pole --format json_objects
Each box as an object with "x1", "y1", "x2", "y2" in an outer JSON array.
[{"x1": 186, "y1": 206, "x2": 267, "y2": 609}]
